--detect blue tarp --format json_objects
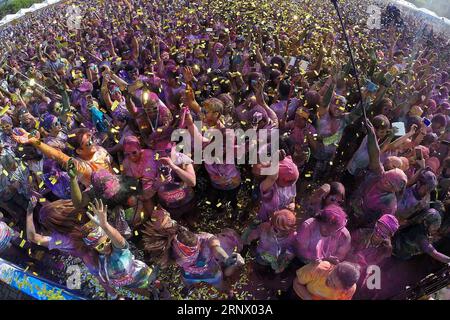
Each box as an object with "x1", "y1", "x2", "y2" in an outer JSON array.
[{"x1": 0, "y1": 257, "x2": 85, "y2": 300}]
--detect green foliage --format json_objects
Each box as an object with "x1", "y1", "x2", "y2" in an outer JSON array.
[{"x1": 0, "y1": 0, "x2": 42, "y2": 19}]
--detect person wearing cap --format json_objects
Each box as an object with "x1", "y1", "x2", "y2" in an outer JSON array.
[
  {"x1": 393, "y1": 208, "x2": 450, "y2": 264},
  {"x1": 244, "y1": 209, "x2": 297, "y2": 274},
  {"x1": 396, "y1": 168, "x2": 437, "y2": 224},
  {"x1": 349, "y1": 214, "x2": 399, "y2": 269}
]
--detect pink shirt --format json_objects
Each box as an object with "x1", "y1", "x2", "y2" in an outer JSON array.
[
  {"x1": 123, "y1": 149, "x2": 158, "y2": 196},
  {"x1": 295, "y1": 218, "x2": 351, "y2": 263}
]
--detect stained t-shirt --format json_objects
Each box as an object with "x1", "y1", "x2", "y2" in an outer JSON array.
[
  {"x1": 177, "y1": 232, "x2": 221, "y2": 280},
  {"x1": 295, "y1": 218, "x2": 351, "y2": 263},
  {"x1": 98, "y1": 242, "x2": 154, "y2": 289},
  {"x1": 155, "y1": 152, "x2": 195, "y2": 208},
  {"x1": 204, "y1": 163, "x2": 241, "y2": 190},
  {"x1": 258, "y1": 182, "x2": 296, "y2": 221},
  {"x1": 256, "y1": 222, "x2": 296, "y2": 266}
]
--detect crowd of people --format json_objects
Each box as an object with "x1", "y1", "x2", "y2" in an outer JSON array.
[{"x1": 0, "y1": 0, "x2": 449, "y2": 300}]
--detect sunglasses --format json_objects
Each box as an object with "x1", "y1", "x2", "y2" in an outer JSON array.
[
  {"x1": 95, "y1": 238, "x2": 111, "y2": 252},
  {"x1": 84, "y1": 135, "x2": 94, "y2": 148}
]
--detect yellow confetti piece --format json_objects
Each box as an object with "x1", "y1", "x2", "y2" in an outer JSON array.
[
  {"x1": 216, "y1": 202, "x2": 222, "y2": 208},
  {"x1": 55, "y1": 240, "x2": 62, "y2": 245},
  {"x1": 111, "y1": 100, "x2": 120, "y2": 111},
  {"x1": 19, "y1": 239, "x2": 26, "y2": 248},
  {"x1": 134, "y1": 230, "x2": 139, "y2": 236},
  {"x1": 39, "y1": 181, "x2": 44, "y2": 188},
  {"x1": 0, "y1": 105, "x2": 10, "y2": 116},
  {"x1": 2, "y1": 169, "x2": 8, "y2": 176},
  {"x1": 39, "y1": 198, "x2": 46, "y2": 203},
  {"x1": 113, "y1": 167, "x2": 120, "y2": 174},
  {"x1": 68, "y1": 134, "x2": 76, "y2": 138}
]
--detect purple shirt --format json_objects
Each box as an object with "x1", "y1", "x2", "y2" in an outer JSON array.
[
  {"x1": 258, "y1": 182, "x2": 296, "y2": 221},
  {"x1": 204, "y1": 163, "x2": 241, "y2": 190}
]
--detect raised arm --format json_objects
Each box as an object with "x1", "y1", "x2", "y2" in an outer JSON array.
[
  {"x1": 100, "y1": 74, "x2": 114, "y2": 108},
  {"x1": 254, "y1": 78, "x2": 278, "y2": 127},
  {"x1": 384, "y1": 124, "x2": 418, "y2": 153},
  {"x1": 67, "y1": 158, "x2": 90, "y2": 208},
  {"x1": 26, "y1": 198, "x2": 51, "y2": 247},
  {"x1": 88, "y1": 198, "x2": 126, "y2": 249},
  {"x1": 422, "y1": 240, "x2": 450, "y2": 264},
  {"x1": 159, "y1": 155, "x2": 196, "y2": 187},
  {"x1": 366, "y1": 119, "x2": 384, "y2": 175}
]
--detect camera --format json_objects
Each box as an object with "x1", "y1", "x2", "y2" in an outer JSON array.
[{"x1": 159, "y1": 165, "x2": 171, "y2": 177}]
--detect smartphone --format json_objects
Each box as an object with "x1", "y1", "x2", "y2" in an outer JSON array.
[
  {"x1": 299, "y1": 60, "x2": 310, "y2": 72},
  {"x1": 288, "y1": 57, "x2": 297, "y2": 67},
  {"x1": 366, "y1": 80, "x2": 379, "y2": 93},
  {"x1": 423, "y1": 118, "x2": 431, "y2": 127},
  {"x1": 415, "y1": 147, "x2": 424, "y2": 160},
  {"x1": 392, "y1": 122, "x2": 406, "y2": 136},
  {"x1": 384, "y1": 73, "x2": 394, "y2": 86}
]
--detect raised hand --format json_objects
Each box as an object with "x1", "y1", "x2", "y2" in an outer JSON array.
[
  {"x1": 27, "y1": 196, "x2": 38, "y2": 215},
  {"x1": 67, "y1": 158, "x2": 78, "y2": 179},
  {"x1": 182, "y1": 66, "x2": 194, "y2": 84},
  {"x1": 11, "y1": 128, "x2": 37, "y2": 144},
  {"x1": 87, "y1": 198, "x2": 108, "y2": 227}
]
